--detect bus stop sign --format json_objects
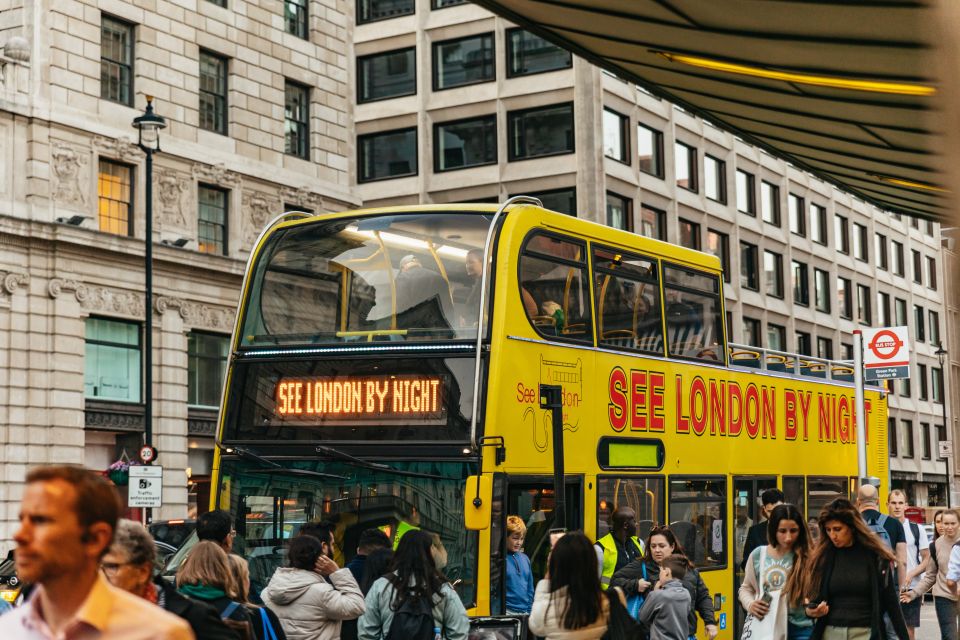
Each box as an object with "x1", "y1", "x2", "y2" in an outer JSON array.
[{"x1": 862, "y1": 326, "x2": 910, "y2": 381}]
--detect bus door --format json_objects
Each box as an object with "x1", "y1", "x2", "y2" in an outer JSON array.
[
  {"x1": 732, "y1": 476, "x2": 777, "y2": 637},
  {"x1": 505, "y1": 477, "x2": 583, "y2": 591}
]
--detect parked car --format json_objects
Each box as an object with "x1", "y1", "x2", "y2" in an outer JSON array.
[{"x1": 148, "y1": 519, "x2": 196, "y2": 549}]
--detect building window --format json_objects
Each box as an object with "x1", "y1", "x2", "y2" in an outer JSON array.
[
  {"x1": 101, "y1": 15, "x2": 134, "y2": 106},
  {"x1": 814, "y1": 268, "x2": 830, "y2": 312},
  {"x1": 889, "y1": 418, "x2": 898, "y2": 456},
  {"x1": 743, "y1": 317, "x2": 761, "y2": 346},
  {"x1": 284, "y1": 81, "x2": 309, "y2": 159},
  {"x1": 678, "y1": 218, "x2": 700, "y2": 250},
  {"x1": 918, "y1": 363, "x2": 928, "y2": 400},
  {"x1": 761, "y1": 180, "x2": 780, "y2": 226},
  {"x1": 892, "y1": 240, "x2": 905, "y2": 276},
  {"x1": 508, "y1": 103, "x2": 574, "y2": 160},
  {"x1": 764, "y1": 250, "x2": 784, "y2": 298},
  {"x1": 933, "y1": 367, "x2": 944, "y2": 404},
  {"x1": 900, "y1": 376, "x2": 911, "y2": 398},
  {"x1": 837, "y1": 277, "x2": 852, "y2": 319},
  {"x1": 638, "y1": 125, "x2": 664, "y2": 178},
  {"x1": 792, "y1": 260, "x2": 809, "y2": 306},
  {"x1": 835, "y1": 215, "x2": 849, "y2": 254},
  {"x1": 97, "y1": 159, "x2": 133, "y2": 236},
  {"x1": 285, "y1": 0, "x2": 308, "y2": 38},
  {"x1": 704, "y1": 155, "x2": 726, "y2": 203},
  {"x1": 875, "y1": 233, "x2": 888, "y2": 270},
  {"x1": 358, "y1": 0, "x2": 415, "y2": 24},
  {"x1": 856, "y1": 284, "x2": 871, "y2": 325},
  {"x1": 358, "y1": 47, "x2": 416, "y2": 103},
  {"x1": 199, "y1": 50, "x2": 228, "y2": 134},
  {"x1": 927, "y1": 256, "x2": 937, "y2": 290},
  {"x1": 788, "y1": 193, "x2": 805, "y2": 236},
  {"x1": 433, "y1": 0, "x2": 467, "y2": 7},
  {"x1": 810, "y1": 203, "x2": 827, "y2": 244},
  {"x1": 796, "y1": 331, "x2": 812, "y2": 356},
  {"x1": 930, "y1": 310, "x2": 941, "y2": 346},
  {"x1": 767, "y1": 323, "x2": 786, "y2": 351},
  {"x1": 740, "y1": 242, "x2": 759, "y2": 291},
  {"x1": 434, "y1": 115, "x2": 496, "y2": 172},
  {"x1": 640, "y1": 204, "x2": 666, "y2": 241},
  {"x1": 912, "y1": 249, "x2": 923, "y2": 284},
  {"x1": 675, "y1": 142, "x2": 697, "y2": 192},
  {"x1": 84, "y1": 317, "x2": 141, "y2": 402},
  {"x1": 902, "y1": 420, "x2": 914, "y2": 458},
  {"x1": 895, "y1": 298, "x2": 907, "y2": 326},
  {"x1": 707, "y1": 229, "x2": 730, "y2": 283},
  {"x1": 817, "y1": 336, "x2": 833, "y2": 360},
  {"x1": 853, "y1": 223, "x2": 868, "y2": 261},
  {"x1": 877, "y1": 291, "x2": 890, "y2": 326},
  {"x1": 606, "y1": 192, "x2": 632, "y2": 231},
  {"x1": 842, "y1": 343, "x2": 853, "y2": 360},
  {"x1": 359, "y1": 127, "x2": 417, "y2": 182},
  {"x1": 198, "y1": 185, "x2": 228, "y2": 255},
  {"x1": 911, "y1": 216, "x2": 920, "y2": 229},
  {"x1": 284, "y1": 203, "x2": 313, "y2": 215},
  {"x1": 603, "y1": 108, "x2": 629, "y2": 163},
  {"x1": 736, "y1": 169, "x2": 755, "y2": 215},
  {"x1": 506, "y1": 28, "x2": 572, "y2": 77},
  {"x1": 921, "y1": 423, "x2": 933, "y2": 459},
  {"x1": 522, "y1": 188, "x2": 576, "y2": 216},
  {"x1": 188, "y1": 332, "x2": 229, "y2": 407},
  {"x1": 433, "y1": 33, "x2": 495, "y2": 90},
  {"x1": 938, "y1": 424, "x2": 948, "y2": 458},
  {"x1": 914, "y1": 304, "x2": 926, "y2": 342}
]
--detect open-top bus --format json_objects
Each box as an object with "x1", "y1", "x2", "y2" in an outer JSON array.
[{"x1": 208, "y1": 199, "x2": 888, "y2": 638}]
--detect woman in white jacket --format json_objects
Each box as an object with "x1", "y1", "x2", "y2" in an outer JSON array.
[
  {"x1": 262, "y1": 533, "x2": 366, "y2": 640},
  {"x1": 529, "y1": 532, "x2": 609, "y2": 640}
]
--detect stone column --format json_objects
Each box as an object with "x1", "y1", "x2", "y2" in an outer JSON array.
[{"x1": 155, "y1": 296, "x2": 190, "y2": 519}]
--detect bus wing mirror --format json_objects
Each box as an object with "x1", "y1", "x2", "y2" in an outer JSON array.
[{"x1": 464, "y1": 475, "x2": 492, "y2": 530}]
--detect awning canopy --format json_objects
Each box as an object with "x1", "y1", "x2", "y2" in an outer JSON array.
[{"x1": 474, "y1": 0, "x2": 946, "y2": 220}]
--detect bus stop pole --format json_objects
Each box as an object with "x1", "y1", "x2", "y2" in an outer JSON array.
[
  {"x1": 854, "y1": 330, "x2": 868, "y2": 482},
  {"x1": 540, "y1": 384, "x2": 566, "y2": 530}
]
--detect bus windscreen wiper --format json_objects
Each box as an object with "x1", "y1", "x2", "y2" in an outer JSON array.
[
  {"x1": 223, "y1": 445, "x2": 347, "y2": 480},
  {"x1": 314, "y1": 445, "x2": 444, "y2": 479}
]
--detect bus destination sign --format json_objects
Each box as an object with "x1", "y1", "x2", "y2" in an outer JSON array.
[{"x1": 275, "y1": 375, "x2": 446, "y2": 424}]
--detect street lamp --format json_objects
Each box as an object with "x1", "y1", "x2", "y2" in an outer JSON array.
[
  {"x1": 132, "y1": 96, "x2": 166, "y2": 454},
  {"x1": 936, "y1": 341, "x2": 951, "y2": 507}
]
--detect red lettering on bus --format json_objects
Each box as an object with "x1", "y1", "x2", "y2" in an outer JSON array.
[
  {"x1": 690, "y1": 377, "x2": 707, "y2": 435},
  {"x1": 784, "y1": 390, "x2": 797, "y2": 440},
  {"x1": 649, "y1": 372, "x2": 665, "y2": 432},
  {"x1": 838, "y1": 395, "x2": 851, "y2": 443},
  {"x1": 631, "y1": 370, "x2": 648, "y2": 431},
  {"x1": 728, "y1": 382, "x2": 743, "y2": 436},
  {"x1": 798, "y1": 391, "x2": 812, "y2": 440},
  {"x1": 676, "y1": 375, "x2": 689, "y2": 433},
  {"x1": 745, "y1": 384, "x2": 760, "y2": 438},
  {"x1": 761, "y1": 387, "x2": 776, "y2": 439},
  {"x1": 608, "y1": 368, "x2": 628, "y2": 432},
  {"x1": 709, "y1": 379, "x2": 725, "y2": 435}
]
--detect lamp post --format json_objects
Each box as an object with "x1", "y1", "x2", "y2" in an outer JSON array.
[
  {"x1": 132, "y1": 97, "x2": 166, "y2": 456},
  {"x1": 936, "y1": 341, "x2": 951, "y2": 507}
]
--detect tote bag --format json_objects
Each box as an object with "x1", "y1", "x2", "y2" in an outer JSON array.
[{"x1": 740, "y1": 547, "x2": 781, "y2": 640}]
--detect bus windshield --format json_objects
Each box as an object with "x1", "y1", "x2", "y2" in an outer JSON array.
[
  {"x1": 213, "y1": 458, "x2": 478, "y2": 607},
  {"x1": 241, "y1": 213, "x2": 494, "y2": 347}
]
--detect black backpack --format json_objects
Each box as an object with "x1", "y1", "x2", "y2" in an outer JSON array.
[
  {"x1": 601, "y1": 587, "x2": 643, "y2": 640},
  {"x1": 386, "y1": 592, "x2": 436, "y2": 640}
]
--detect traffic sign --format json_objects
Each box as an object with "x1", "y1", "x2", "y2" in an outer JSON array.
[
  {"x1": 939, "y1": 441, "x2": 953, "y2": 459},
  {"x1": 128, "y1": 465, "x2": 163, "y2": 508},
  {"x1": 139, "y1": 445, "x2": 158, "y2": 464},
  {"x1": 862, "y1": 326, "x2": 911, "y2": 381}
]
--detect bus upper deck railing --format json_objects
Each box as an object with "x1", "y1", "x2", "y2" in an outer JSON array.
[{"x1": 728, "y1": 343, "x2": 883, "y2": 387}]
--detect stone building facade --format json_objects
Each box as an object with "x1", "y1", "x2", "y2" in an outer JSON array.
[{"x1": 0, "y1": 0, "x2": 356, "y2": 549}]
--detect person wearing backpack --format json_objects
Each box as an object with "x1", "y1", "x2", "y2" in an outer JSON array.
[
  {"x1": 856, "y1": 484, "x2": 907, "y2": 591},
  {"x1": 262, "y1": 531, "x2": 365, "y2": 640},
  {"x1": 886, "y1": 490, "x2": 929, "y2": 640},
  {"x1": 358, "y1": 530, "x2": 468, "y2": 640},
  {"x1": 901, "y1": 509, "x2": 960, "y2": 640}
]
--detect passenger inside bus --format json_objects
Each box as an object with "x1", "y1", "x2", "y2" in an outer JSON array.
[{"x1": 395, "y1": 254, "x2": 455, "y2": 332}]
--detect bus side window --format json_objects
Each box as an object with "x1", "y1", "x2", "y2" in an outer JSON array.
[
  {"x1": 668, "y1": 477, "x2": 727, "y2": 569},
  {"x1": 596, "y1": 476, "x2": 665, "y2": 543},
  {"x1": 519, "y1": 233, "x2": 593, "y2": 343},
  {"x1": 593, "y1": 247, "x2": 663, "y2": 354},
  {"x1": 662, "y1": 264, "x2": 724, "y2": 361},
  {"x1": 807, "y1": 476, "x2": 848, "y2": 521}
]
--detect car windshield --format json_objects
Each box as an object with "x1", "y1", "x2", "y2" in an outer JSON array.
[
  {"x1": 241, "y1": 213, "x2": 495, "y2": 347},
  {"x1": 165, "y1": 458, "x2": 478, "y2": 607}
]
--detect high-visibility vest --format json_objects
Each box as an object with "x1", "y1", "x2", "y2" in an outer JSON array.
[
  {"x1": 392, "y1": 520, "x2": 420, "y2": 549},
  {"x1": 596, "y1": 534, "x2": 644, "y2": 590}
]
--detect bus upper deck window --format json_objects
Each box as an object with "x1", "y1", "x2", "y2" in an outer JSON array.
[
  {"x1": 662, "y1": 264, "x2": 724, "y2": 362},
  {"x1": 593, "y1": 246, "x2": 663, "y2": 355},
  {"x1": 519, "y1": 232, "x2": 593, "y2": 343}
]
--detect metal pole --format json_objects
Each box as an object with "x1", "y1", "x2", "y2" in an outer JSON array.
[
  {"x1": 144, "y1": 148, "x2": 153, "y2": 451},
  {"x1": 944, "y1": 366, "x2": 951, "y2": 508},
  {"x1": 854, "y1": 330, "x2": 867, "y2": 481},
  {"x1": 540, "y1": 384, "x2": 566, "y2": 531}
]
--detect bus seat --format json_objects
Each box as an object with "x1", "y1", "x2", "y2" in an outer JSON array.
[
  {"x1": 601, "y1": 329, "x2": 636, "y2": 349},
  {"x1": 766, "y1": 353, "x2": 788, "y2": 372},
  {"x1": 730, "y1": 349, "x2": 761, "y2": 369}
]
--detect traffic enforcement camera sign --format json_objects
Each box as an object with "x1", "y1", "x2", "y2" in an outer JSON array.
[
  {"x1": 128, "y1": 465, "x2": 163, "y2": 508},
  {"x1": 862, "y1": 326, "x2": 911, "y2": 381}
]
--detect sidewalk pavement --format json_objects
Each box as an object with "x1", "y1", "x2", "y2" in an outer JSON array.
[{"x1": 917, "y1": 598, "x2": 942, "y2": 640}]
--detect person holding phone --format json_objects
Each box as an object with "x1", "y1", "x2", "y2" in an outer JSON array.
[
  {"x1": 737, "y1": 504, "x2": 813, "y2": 640},
  {"x1": 804, "y1": 498, "x2": 909, "y2": 640}
]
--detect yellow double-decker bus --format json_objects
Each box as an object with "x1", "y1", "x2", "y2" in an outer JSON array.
[{"x1": 209, "y1": 199, "x2": 887, "y2": 638}]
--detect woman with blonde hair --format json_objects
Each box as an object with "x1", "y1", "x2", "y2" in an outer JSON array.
[
  {"x1": 505, "y1": 515, "x2": 534, "y2": 614},
  {"x1": 227, "y1": 554, "x2": 287, "y2": 640},
  {"x1": 177, "y1": 540, "x2": 254, "y2": 637}
]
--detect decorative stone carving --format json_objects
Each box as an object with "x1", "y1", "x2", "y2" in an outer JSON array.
[
  {"x1": 80, "y1": 286, "x2": 145, "y2": 318},
  {"x1": 92, "y1": 135, "x2": 143, "y2": 163},
  {"x1": 0, "y1": 270, "x2": 28, "y2": 308},
  {"x1": 155, "y1": 296, "x2": 183, "y2": 315},
  {"x1": 191, "y1": 162, "x2": 241, "y2": 189},
  {"x1": 155, "y1": 168, "x2": 191, "y2": 230},
  {"x1": 242, "y1": 190, "x2": 281, "y2": 246},
  {"x1": 51, "y1": 141, "x2": 88, "y2": 208},
  {"x1": 180, "y1": 301, "x2": 235, "y2": 331},
  {"x1": 279, "y1": 186, "x2": 324, "y2": 212},
  {"x1": 48, "y1": 278, "x2": 89, "y2": 301}
]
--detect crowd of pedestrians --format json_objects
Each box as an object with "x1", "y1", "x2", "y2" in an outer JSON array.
[{"x1": 3, "y1": 463, "x2": 960, "y2": 640}]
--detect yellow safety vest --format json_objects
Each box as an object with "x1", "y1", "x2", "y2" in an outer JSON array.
[
  {"x1": 597, "y1": 533, "x2": 644, "y2": 590},
  {"x1": 392, "y1": 520, "x2": 420, "y2": 550}
]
